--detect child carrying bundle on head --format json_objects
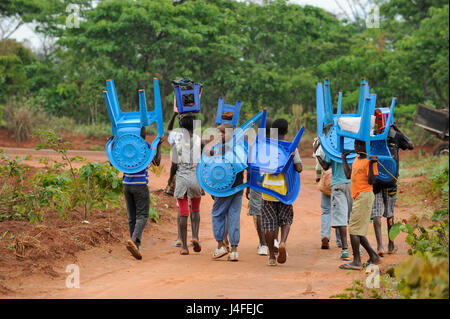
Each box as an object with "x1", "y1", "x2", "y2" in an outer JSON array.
[{"x1": 167, "y1": 110, "x2": 204, "y2": 255}]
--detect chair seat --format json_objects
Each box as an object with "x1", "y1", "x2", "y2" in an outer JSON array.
[
  {"x1": 196, "y1": 112, "x2": 264, "y2": 198},
  {"x1": 104, "y1": 78, "x2": 164, "y2": 174}
]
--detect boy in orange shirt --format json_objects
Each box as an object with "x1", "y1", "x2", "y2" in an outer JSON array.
[{"x1": 340, "y1": 140, "x2": 381, "y2": 270}]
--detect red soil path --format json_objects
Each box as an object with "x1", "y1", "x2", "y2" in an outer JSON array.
[{"x1": 0, "y1": 147, "x2": 411, "y2": 299}]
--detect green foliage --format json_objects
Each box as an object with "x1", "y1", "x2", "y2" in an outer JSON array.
[
  {"x1": 395, "y1": 252, "x2": 449, "y2": 299},
  {"x1": 0, "y1": 131, "x2": 124, "y2": 222}
]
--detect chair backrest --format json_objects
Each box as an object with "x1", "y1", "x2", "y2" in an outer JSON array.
[
  {"x1": 216, "y1": 97, "x2": 241, "y2": 127},
  {"x1": 104, "y1": 78, "x2": 164, "y2": 174},
  {"x1": 174, "y1": 83, "x2": 201, "y2": 113},
  {"x1": 247, "y1": 110, "x2": 304, "y2": 204}
]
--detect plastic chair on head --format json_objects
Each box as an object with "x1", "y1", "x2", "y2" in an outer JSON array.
[
  {"x1": 174, "y1": 83, "x2": 201, "y2": 114},
  {"x1": 104, "y1": 78, "x2": 164, "y2": 174},
  {"x1": 317, "y1": 78, "x2": 374, "y2": 164},
  {"x1": 247, "y1": 110, "x2": 304, "y2": 205},
  {"x1": 335, "y1": 92, "x2": 398, "y2": 182},
  {"x1": 196, "y1": 111, "x2": 265, "y2": 198},
  {"x1": 216, "y1": 98, "x2": 241, "y2": 127}
]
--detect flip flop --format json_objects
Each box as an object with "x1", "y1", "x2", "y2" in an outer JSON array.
[
  {"x1": 191, "y1": 239, "x2": 201, "y2": 253},
  {"x1": 339, "y1": 263, "x2": 363, "y2": 270},
  {"x1": 173, "y1": 240, "x2": 182, "y2": 247}
]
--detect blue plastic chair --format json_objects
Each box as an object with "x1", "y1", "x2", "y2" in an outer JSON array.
[
  {"x1": 174, "y1": 83, "x2": 201, "y2": 113},
  {"x1": 196, "y1": 111, "x2": 265, "y2": 197},
  {"x1": 247, "y1": 110, "x2": 305, "y2": 205},
  {"x1": 317, "y1": 78, "x2": 373, "y2": 164},
  {"x1": 104, "y1": 78, "x2": 164, "y2": 174},
  {"x1": 216, "y1": 98, "x2": 241, "y2": 127},
  {"x1": 336, "y1": 92, "x2": 397, "y2": 182}
]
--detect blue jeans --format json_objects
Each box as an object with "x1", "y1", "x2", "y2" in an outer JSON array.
[
  {"x1": 320, "y1": 192, "x2": 342, "y2": 245},
  {"x1": 212, "y1": 191, "x2": 243, "y2": 246}
]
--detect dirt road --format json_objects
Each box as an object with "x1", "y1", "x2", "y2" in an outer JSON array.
[{"x1": 2, "y1": 147, "x2": 408, "y2": 299}]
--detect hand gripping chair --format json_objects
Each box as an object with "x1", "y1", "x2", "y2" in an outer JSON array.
[
  {"x1": 247, "y1": 109, "x2": 305, "y2": 205},
  {"x1": 196, "y1": 111, "x2": 265, "y2": 197},
  {"x1": 216, "y1": 97, "x2": 242, "y2": 127},
  {"x1": 104, "y1": 78, "x2": 164, "y2": 174}
]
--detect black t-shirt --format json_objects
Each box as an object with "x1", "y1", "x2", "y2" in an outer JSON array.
[{"x1": 374, "y1": 128, "x2": 412, "y2": 191}]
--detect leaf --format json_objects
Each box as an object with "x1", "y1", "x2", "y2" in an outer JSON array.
[{"x1": 389, "y1": 222, "x2": 402, "y2": 241}]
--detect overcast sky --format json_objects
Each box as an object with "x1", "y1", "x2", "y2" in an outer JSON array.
[{"x1": 9, "y1": 0, "x2": 354, "y2": 51}]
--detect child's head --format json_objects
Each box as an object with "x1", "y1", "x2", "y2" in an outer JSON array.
[
  {"x1": 217, "y1": 122, "x2": 234, "y2": 143},
  {"x1": 140, "y1": 126, "x2": 146, "y2": 139},
  {"x1": 272, "y1": 118, "x2": 289, "y2": 138},
  {"x1": 354, "y1": 140, "x2": 366, "y2": 154},
  {"x1": 179, "y1": 113, "x2": 196, "y2": 131}
]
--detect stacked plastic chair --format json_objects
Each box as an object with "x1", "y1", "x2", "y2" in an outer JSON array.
[
  {"x1": 174, "y1": 82, "x2": 201, "y2": 113},
  {"x1": 196, "y1": 111, "x2": 264, "y2": 197},
  {"x1": 247, "y1": 109, "x2": 305, "y2": 204},
  {"x1": 316, "y1": 78, "x2": 397, "y2": 182},
  {"x1": 104, "y1": 78, "x2": 164, "y2": 174},
  {"x1": 216, "y1": 98, "x2": 242, "y2": 127}
]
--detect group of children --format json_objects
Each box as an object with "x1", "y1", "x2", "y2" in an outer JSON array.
[
  {"x1": 313, "y1": 123, "x2": 413, "y2": 269},
  {"x1": 121, "y1": 81, "x2": 413, "y2": 270}
]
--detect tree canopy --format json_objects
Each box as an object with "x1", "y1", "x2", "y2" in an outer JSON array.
[{"x1": 0, "y1": 0, "x2": 448, "y2": 132}]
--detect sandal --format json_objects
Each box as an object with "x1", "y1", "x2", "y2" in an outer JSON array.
[
  {"x1": 191, "y1": 239, "x2": 201, "y2": 253},
  {"x1": 268, "y1": 258, "x2": 277, "y2": 266},
  {"x1": 126, "y1": 239, "x2": 142, "y2": 260},
  {"x1": 212, "y1": 246, "x2": 228, "y2": 259},
  {"x1": 339, "y1": 263, "x2": 363, "y2": 270},
  {"x1": 277, "y1": 242, "x2": 287, "y2": 264}
]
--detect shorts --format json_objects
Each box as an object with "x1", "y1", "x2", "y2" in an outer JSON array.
[
  {"x1": 177, "y1": 195, "x2": 201, "y2": 217},
  {"x1": 348, "y1": 191, "x2": 375, "y2": 236},
  {"x1": 248, "y1": 189, "x2": 262, "y2": 216},
  {"x1": 261, "y1": 200, "x2": 293, "y2": 232},
  {"x1": 331, "y1": 183, "x2": 353, "y2": 227},
  {"x1": 370, "y1": 186, "x2": 397, "y2": 219}
]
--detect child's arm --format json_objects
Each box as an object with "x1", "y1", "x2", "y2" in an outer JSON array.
[
  {"x1": 368, "y1": 156, "x2": 379, "y2": 185},
  {"x1": 167, "y1": 111, "x2": 178, "y2": 132},
  {"x1": 152, "y1": 140, "x2": 162, "y2": 166},
  {"x1": 341, "y1": 151, "x2": 352, "y2": 179},
  {"x1": 316, "y1": 155, "x2": 331, "y2": 171}
]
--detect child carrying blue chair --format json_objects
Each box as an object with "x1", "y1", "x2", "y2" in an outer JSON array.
[{"x1": 103, "y1": 78, "x2": 164, "y2": 260}]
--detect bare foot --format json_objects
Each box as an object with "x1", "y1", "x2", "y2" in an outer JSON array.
[{"x1": 180, "y1": 248, "x2": 189, "y2": 255}]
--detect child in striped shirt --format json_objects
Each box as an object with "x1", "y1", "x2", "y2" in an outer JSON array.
[{"x1": 124, "y1": 127, "x2": 162, "y2": 260}]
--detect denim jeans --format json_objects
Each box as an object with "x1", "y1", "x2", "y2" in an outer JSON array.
[
  {"x1": 211, "y1": 191, "x2": 243, "y2": 246},
  {"x1": 320, "y1": 192, "x2": 342, "y2": 245}
]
